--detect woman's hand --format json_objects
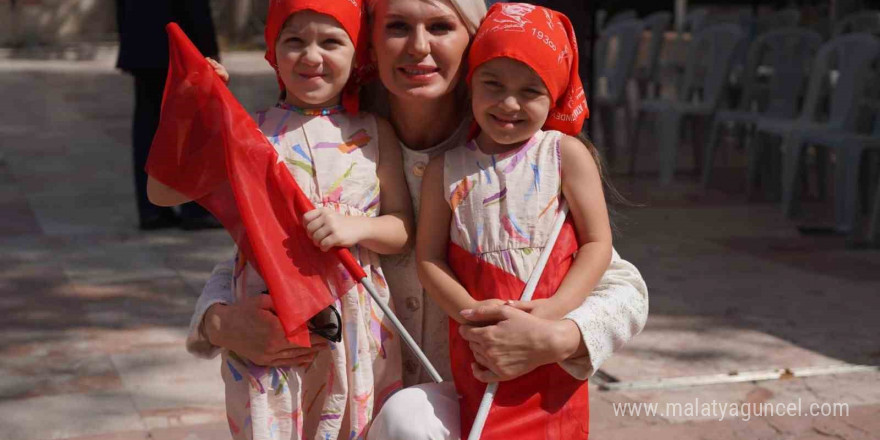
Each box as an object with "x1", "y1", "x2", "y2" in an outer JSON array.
[
  {"x1": 206, "y1": 57, "x2": 230, "y2": 84},
  {"x1": 204, "y1": 295, "x2": 328, "y2": 367},
  {"x1": 458, "y1": 302, "x2": 583, "y2": 382},
  {"x1": 304, "y1": 208, "x2": 364, "y2": 251}
]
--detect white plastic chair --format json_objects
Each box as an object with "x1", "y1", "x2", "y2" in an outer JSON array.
[
  {"x1": 702, "y1": 28, "x2": 823, "y2": 188},
  {"x1": 594, "y1": 19, "x2": 646, "y2": 167},
  {"x1": 635, "y1": 11, "x2": 672, "y2": 99},
  {"x1": 752, "y1": 34, "x2": 880, "y2": 224},
  {"x1": 632, "y1": 24, "x2": 746, "y2": 183}
]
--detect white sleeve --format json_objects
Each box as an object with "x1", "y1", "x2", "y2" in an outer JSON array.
[
  {"x1": 558, "y1": 247, "x2": 649, "y2": 379},
  {"x1": 186, "y1": 258, "x2": 236, "y2": 359}
]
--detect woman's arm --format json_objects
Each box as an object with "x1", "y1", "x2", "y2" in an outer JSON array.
[
  {"x1": 187, "y1": 258, "x2": 329, "y2": 367},
  {"x1": 530, "y1": 135, "x2": 613, "y2": 320},
  {"x1": 415, "y1": 156, "x2": 481, "y2": 323},
  {"x1": 460, "y1": 250, "x2": 648, "y2": 382},
  {"x1": 303, "y1": 118, "x2": 413, "y2": 255}
]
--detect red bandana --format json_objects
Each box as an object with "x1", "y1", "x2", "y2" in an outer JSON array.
[
  {"x1": 468, "y1": 3, "x2": 589, "y2": 135},
  {"x1": 264, "y1": 0, "x2": 372, "y2": 113}
]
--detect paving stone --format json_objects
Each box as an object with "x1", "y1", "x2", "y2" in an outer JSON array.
[{"x1": 0, "y1": 391, "x2": 145, "y2": 440}]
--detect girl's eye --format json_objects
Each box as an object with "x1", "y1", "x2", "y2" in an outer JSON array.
[
  {"x1": 524, "y1": 88, "x2": 542, "y2": 96},
  {"x1": 323, "y1": 38, "x2": 343, "y2": 47},
  {"x1": 285, "y1": 37, "x2": 303, "y2": 44},
  {"x1": 483, "y1": 80, "x2": 503, "y2": 89}
]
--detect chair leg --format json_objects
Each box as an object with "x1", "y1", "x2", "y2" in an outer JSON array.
[
  {"x1": 702, "y1": 119, "x2": 723, "y2": 187},
  {"x1": 833, "y1": 147, "x2": 863, "y2": 234},
  {"x1": 629, "y1": 110, "x2": 643, "y2": 176},
  {"x1": 780, "y1": 135, "x2": 807, "y2": 218},
  {"x1": 816, "y1": 146, "x2": 829, "y2": 200},
  {"x1": 746, "y1": 131, "x2": 764, "y2": 199},
  {"x1": 869, "y1": 171, "x2": 880, "y2": 246},
  {"x1": 691, "y1": 117, "x2": 705, "y2": 176},
  {"x1": 658, "y1": 112, "x2": 684, "y2": 184},
  {"x1": 601, "y1": 104, "x2": 618, "y2": 169}
]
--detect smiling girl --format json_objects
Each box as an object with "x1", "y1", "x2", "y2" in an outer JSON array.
[
  {"x1": 148, "y1": 1, "x2": 411, "y2": 439},
  {"x1": 416, "y1": 3, "x2": 609, "y2": 437}
]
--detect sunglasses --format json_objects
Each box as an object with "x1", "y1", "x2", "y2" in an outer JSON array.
[{"x1": 262, "y1": 290, "x2": 342, "y2": 343}]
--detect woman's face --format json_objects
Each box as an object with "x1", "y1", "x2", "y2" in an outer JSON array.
[{"x1": 371, "y1": 0, "x2": 471, "y2": 101}]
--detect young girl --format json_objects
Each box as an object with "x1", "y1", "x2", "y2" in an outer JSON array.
[
  {"x1": 416, "y1": 3, "x2": 611, "y2": 438},
  {"x1": 149, "y1": 1, "x2": 409, "y2": 438}
]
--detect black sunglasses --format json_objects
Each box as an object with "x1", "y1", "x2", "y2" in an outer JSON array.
[{"x1": 261, "y1": 290, "x2": 342, "y2": 343}]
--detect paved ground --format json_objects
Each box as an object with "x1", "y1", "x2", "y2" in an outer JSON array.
[{"x1": 0, "y1": 49, "x2": 878, "y2": 440}]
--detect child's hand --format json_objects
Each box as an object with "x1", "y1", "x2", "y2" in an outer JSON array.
[
  {"x1": 462, "y1": 298, "x2": 507, "y2": 318},
  {"x1": 206, "y1": 57, "x2": 230, "y2": 84},
  {"x1": 304, "y1": 208, "x2": 365, "y2": 252},
  {"x1": 506, "y1": 299, "x2": 567, "y2": 320}
]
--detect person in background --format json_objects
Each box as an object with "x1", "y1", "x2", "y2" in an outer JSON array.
[{"x1": 115, "y1": 0, "x2": 223, "y2": 230}]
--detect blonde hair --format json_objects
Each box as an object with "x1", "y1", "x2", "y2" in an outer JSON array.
[{"x1": 367, "y1": 0, "x2": 487, "y2": 35}]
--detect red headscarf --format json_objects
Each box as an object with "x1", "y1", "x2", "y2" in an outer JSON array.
[
  {"x1": 264, "y1": 0, "x2": 372, "y2": 113},
  {"x1": 467, "y1": 3, "x2": 589, "y2": 136}
]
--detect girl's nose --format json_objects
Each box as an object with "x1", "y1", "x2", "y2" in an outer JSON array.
[
  {"x1": 301, "y1": 44, "x2": 322, "y2": 66},
  {"x1": 407, "y1": 26, "x2": 430, "y2": 58},
  {"x1": 498, "y1": 95, "x2": 520, "y2": 112}
]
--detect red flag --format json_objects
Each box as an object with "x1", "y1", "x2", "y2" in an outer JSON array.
[
  {"x1": 448, "y1": 220, "x2": 590, "y2": 439},
  {"x1": 146, "y1": 23, "x2": 364, "y2": 347}
]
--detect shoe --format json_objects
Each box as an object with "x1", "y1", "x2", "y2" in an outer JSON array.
[
  {"x1": 139, "y1": 212, "x2": 181, "y2": 231},
  {"x1": 180, "y1": 215, "x2": 223, "y2": 231}
]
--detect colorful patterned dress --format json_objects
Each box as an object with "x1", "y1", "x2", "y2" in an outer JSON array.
[
  {"x1": 222, "y1": 104, "x2": 403, "y2": 440},
  {"x1": 443, "y1": 129, "x2": 590, "y2": 438}
]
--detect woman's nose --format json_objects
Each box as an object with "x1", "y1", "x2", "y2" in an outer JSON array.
[{"x1": 407, "y1": 26, "x2": 430, "y2": 58}]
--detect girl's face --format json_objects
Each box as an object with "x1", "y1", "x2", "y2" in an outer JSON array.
[
  {"x1": 471, "y1": 58, "x2": 552, "y2": 148},
  {"x1": 275, "y1": 10, "x2": 355, "y2": 108},
  {"x1": 371, "y1": 0, "x2": 471, "y2": 101}
]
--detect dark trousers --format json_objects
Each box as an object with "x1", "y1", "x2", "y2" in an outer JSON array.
[{"x1": 132, "y1": 69, "x2": 208, "y2": 222}]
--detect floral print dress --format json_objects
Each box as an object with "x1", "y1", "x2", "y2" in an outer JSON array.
[{"x1": 222, "y1": 104, "x2": 402, "y2": 440}]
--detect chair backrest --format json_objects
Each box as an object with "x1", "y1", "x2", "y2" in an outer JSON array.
[
  {"x1": 595, "y1": 19, "x2": 646, "y2": 104},
  {"x1": 685, "y1": 8, "x2": 710, "y2": 34},
  {"x1": 606, "y1": 9, "x2": 638, "y2": 28},
  {"x1": 642, "y1": 11, "x2": 672, "y2": 78},
  {"x1": 798, "y1": 34, "x2": 880, "y2": 132},
  {"x1": 756, "y1": 9, "x2": 801, "y2": 35},
  {"x1": 678, "y1": 24, "x2": 746, "y2": 109},
  {"x1": 736, "y1": 28, "x2": 823, "y2": 119},
  {"x1": 833, "y1": 10, "x2": 880, "y2": 36}
]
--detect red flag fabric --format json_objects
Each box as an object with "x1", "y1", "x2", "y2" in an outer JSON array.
[
  {"x1": 448, "y1": 219, "x2": 589, "y2": 439},
  {"x1": 146, "y1": 23, "x2": 363, "y2": 346}
]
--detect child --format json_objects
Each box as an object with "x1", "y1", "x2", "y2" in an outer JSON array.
[
  {"x1": 148, "y1": 1, "x2": 409, "y2": 438},
  {"x1": 416, "y1": 3, "x2": 610, "y2": 437}
]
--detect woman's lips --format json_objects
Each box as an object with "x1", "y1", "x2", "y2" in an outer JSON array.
[{"x1": 398, "y1": 65, "x2": 440, "y2": 81}]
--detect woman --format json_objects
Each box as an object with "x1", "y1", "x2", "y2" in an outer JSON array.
[{"x1": 187, "y1": 0, "x2": 648, "y2": 438}]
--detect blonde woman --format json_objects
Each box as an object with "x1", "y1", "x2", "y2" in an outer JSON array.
[{"x1": 188, "y1": 1, "x2": 647, "y2": 438}]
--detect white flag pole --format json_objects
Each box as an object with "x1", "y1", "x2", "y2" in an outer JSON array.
[
  {"x1": 467, "y1": 201, "x2": 570, "y2": 440},
  {"x1": 360, "y1": 278, "x2": 444, "y2": 383}
]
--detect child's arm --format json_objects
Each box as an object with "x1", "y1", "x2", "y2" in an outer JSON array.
[
  {"x1": 147, "y1": 176, "x2": 193, "y2": 206},
  {"x1": 416, "y1": 156, "x2": 500, "y2": 323},
  {"x1": 304, "y1": 117, "x2": 413, "y2": 255},
  {"x1": 529, "y1": 135, "x2": 613, "y2": 320}
]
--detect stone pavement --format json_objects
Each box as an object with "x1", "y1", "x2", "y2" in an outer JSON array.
[{"x1": 1, "y1": 49, "x2": 878, "y2": 440}]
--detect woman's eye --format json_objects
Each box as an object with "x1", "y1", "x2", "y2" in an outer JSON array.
[
  {"x1": 385, "y1": 21, "x2": 408, "y2": 31},
  {"x1": 428, "y1": 22, "x2": 454, "y2": 33},
  {"x1": 483, "y1": 80, "x2": 502, "y2": 89}
]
